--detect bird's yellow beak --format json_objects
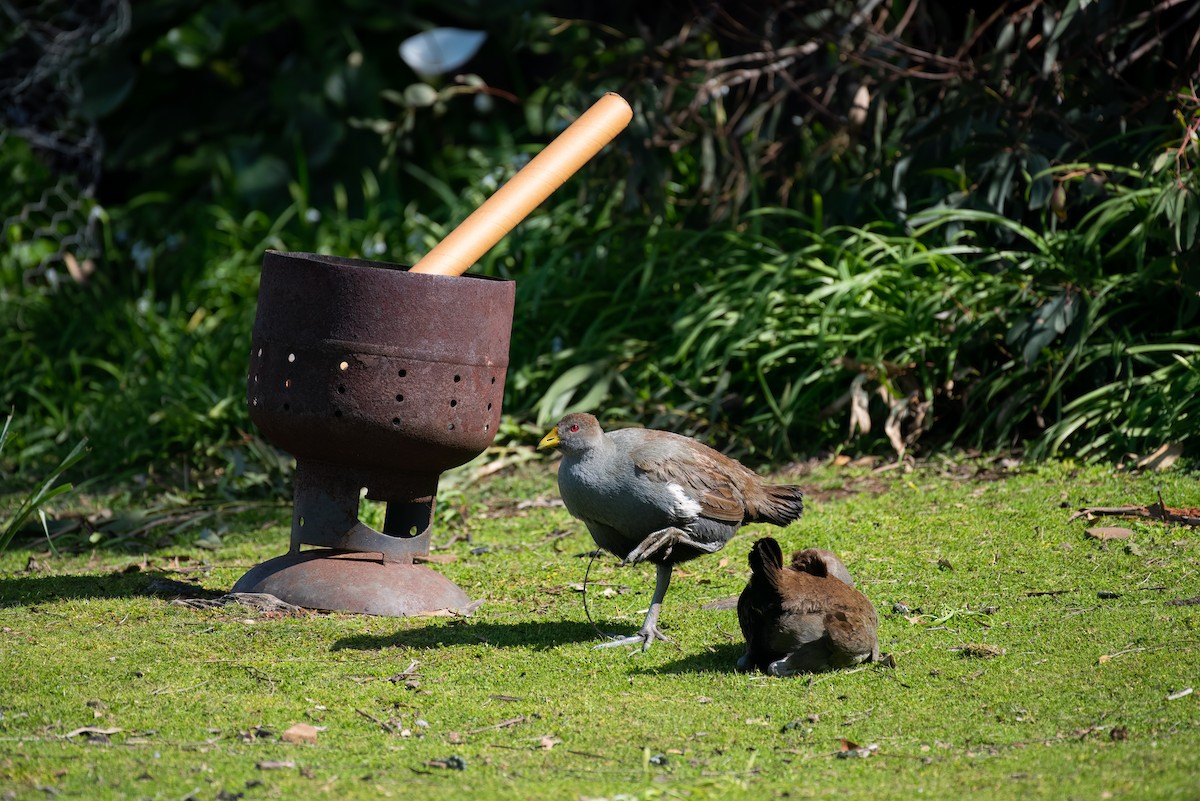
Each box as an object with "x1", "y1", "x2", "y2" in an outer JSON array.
[{"x1": 537, "y1": 426, "x2": 561, "y2": 450}]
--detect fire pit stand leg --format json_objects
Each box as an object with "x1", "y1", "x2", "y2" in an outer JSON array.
[
  {"x1": 287, "y1": 460, "x2": 361, "y2": 554},
  {"x1": 283, "y1": 459, "x2": 437, "y2": 561},
  {"x1": 232, "y1": 459, "x2": 470, "y2": 616}
]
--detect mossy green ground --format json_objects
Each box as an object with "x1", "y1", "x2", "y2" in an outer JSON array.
[{"x1": 2, "y1": 458, "x2": 1198, "y2": 800}]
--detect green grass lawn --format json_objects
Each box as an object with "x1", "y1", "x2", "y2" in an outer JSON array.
[{"x1": 1, "y1": 456, "x2": 1198, "y2": 800}]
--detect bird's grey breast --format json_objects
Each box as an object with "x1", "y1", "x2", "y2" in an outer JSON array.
[{"x1": 557, "y1": 437, "x2": 701, "y2": 535}]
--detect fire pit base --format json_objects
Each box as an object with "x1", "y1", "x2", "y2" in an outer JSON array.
[{"x1": 231, "y1": 549, "x2": 473, "y2": 616}]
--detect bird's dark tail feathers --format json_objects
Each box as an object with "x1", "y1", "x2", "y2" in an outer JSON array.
[
  {"x1": 747, "y1": 536, "x2": 785, "y2": 581},
  {"x1": 751, "y1": 485, "x2": 805, "y2": 527}
]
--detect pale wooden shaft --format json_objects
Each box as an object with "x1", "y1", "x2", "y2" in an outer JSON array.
[{"x1": 409, "y1": 92, "x2": 632, "y2": 276}]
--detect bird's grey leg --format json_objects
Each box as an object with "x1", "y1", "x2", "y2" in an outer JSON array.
[
  {"x1": 596, "y1": 562, "x2": 673, "y2": 652},
  {"x1": 622, "y1": 527, "x2": 725, "y2": 565}
]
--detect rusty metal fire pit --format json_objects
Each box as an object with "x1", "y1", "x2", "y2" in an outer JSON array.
[
  {"x1": 232, "y1": 93, "x2": 632, "y2": 616},
  {"x1": 231, "y1": 251, "x2": 514, "y2": 615}
]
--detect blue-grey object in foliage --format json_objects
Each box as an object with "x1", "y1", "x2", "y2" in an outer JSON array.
[{"x1": 399, "y1": 28, "x2": 487, "y2": 76}]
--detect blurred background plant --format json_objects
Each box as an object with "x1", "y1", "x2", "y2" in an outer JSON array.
[{"x1": 2, "y1": 0, "x2": 1197, "y2": 505}]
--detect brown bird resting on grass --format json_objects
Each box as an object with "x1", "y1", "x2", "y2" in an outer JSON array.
[
  {"x1": 737, "y1": 537, "x2": 879, "y2": 675},
  {"x1": 537, "y1": 412, "x2": 805, "y2": 651}
]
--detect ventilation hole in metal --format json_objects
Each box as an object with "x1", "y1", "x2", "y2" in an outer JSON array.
[
  {"x1": 487, "y1": 402, "x2": 492, "y2": 411},
  {"x1": 453, "y1": 374, "x2": 461, "y2": 383},
  {"x1": 338, "y1": 385, "x2": 346, "y2": 394},
  {"x1": 334, "y1": 409, "x2": 343, "y2": 418},
  {"x1": 408, "y1": 526, "x2": 419, "y2": 537},
  {"x1": 339, "y1": 361, "x2": 349, "y2": 371},
  {"x1": 298, "y1": 516, "x2": 305, "y2": 527},
  {"x1": 392, "y1": 417, "x2": 401, "y2": 426},
  {"x1": 252, "y1": 398, "x2": 258, "y2": 406},
  {"x1": 484, "y1": 423, "x2": 490, "y2": 432},
  {"x1": 449, "y1": 399, "x2": 457, "y2": 407},
  {"x1": 491, "y1": 376, "x2": 496, "y2": 384},
  {"x1": 287, "y1": 353, "x2": 295, "y2": 363},
  {"x1": 253, "y1": 374, "x2": 259, "y2": 384},
  {"x1": 283, "y1": 403, "x2": 290, "y2": 411},
  {"x1": 257, "y1": 348, "x2": 263, "y2": 358},
  {"x1": 396, "y1": 394, "x2": 404, "y2": 402},
  {"x1": 284, "y1": 378, "x2": 291, "y2": 389},
  {"x1": 398, "y1": 368, "x2": 407, "y2": 377},
  {"x1": 447, "y1": 423, "x2": 455, "y2": 431}
]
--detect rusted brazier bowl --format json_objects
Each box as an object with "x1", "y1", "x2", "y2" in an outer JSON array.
[{"x1": 232, "y1": 250, "x2": 514, "y2": 615}]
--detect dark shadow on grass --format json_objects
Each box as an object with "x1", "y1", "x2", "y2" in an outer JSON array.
[
  {"x1": 332, "y1": 618, "x2": 651, "y2": 652},
  {"x1": 0, "y1": 571, "x2": 222, "y2": 606},
  {"x1": 632, "y1": 642, "x2": 745, "y2": 675}
]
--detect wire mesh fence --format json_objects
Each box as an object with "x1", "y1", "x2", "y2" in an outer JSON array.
[{"x1": 1, "y1": 0, "x2": 130, "y2": 285}]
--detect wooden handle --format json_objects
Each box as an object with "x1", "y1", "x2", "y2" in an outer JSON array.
[{"x1": 409, "y1": 92, "x2": 633, "y2": 276}]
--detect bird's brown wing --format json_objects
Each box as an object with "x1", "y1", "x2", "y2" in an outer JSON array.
[
  {"x1": 823, "y1": 598, "x2": 880, "y2": 664},
  {"x1": 775, "y1": 574, "x2": 830, "y2": 616},
  {"x1": 627, "y1": 432, "x2": 751, "y2": 523}
]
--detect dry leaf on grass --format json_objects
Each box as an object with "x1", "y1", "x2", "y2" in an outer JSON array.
[
  {"x1": 63, "y1": 726, "x2": 123, "y2": 739},
  {"x1": 281, "y1": 723, "x2": 321, "y2": 744},
  {"x1": 1086, "y1": 527, "x2": 1134, "y2": 540},
  {"x1": 955, "y1": 643, "x2": 1005, "y2": 658},
  {"x1": 412, "y1": 598, "x2": 484, "y2": 617},
  {"x1": 836, "y1": 738, "x2": 878, "y2": 758},
  {"x1": 385, "y1": 660, "x2": 420, "y2": 683}
]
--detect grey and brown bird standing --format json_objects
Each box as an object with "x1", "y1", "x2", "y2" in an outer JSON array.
[
  {"x1": 737, "y1": 537, "x2": 879, "y2": 675},
  {"x1": 538, "y1": 413, "x2": 805, "y2": 650}
]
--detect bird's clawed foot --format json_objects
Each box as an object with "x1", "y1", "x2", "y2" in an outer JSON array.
[
  {"x1": 594, "y1": 563, "x2": 674, "y2": 653},
  {"x1": 623, "y1": 527, "x2": 722, "y2": 565},
  {"x1": 621, "y1": 528, "x2": 681, "y2": 564},
  {"x1": 594, "y1": 625, "x2": 672, "y2": 652}
]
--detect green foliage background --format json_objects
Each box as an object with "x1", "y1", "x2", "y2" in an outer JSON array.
[{"x1": 2, "y1": 0, "x2": 1198, "y2": 487}]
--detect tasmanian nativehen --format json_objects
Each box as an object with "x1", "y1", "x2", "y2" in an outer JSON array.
[
  {"x1": 538, "y1": 413, "x2": 805, "y2": 650},
  {"x1": 737, "y1": 537, "x2": 879, "y2": 675}
]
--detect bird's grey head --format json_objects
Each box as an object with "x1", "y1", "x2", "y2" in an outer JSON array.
[{"x1": 538, "y1": 413, "x2": 604, "y2": 457}]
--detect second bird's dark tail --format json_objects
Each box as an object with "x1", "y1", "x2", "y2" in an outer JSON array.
[{"x1": 747, "y1": 536, "x2": 785, "y2": 579}]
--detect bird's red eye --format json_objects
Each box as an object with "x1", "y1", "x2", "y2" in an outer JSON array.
[{"x1": 569, "y1": 424, "x2": 580, "y2": 433}]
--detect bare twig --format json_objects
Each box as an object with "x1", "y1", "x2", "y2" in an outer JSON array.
[
  {"x1": 356, "y1": 708, "x2": 402, "y2": 734},
  {"x1": 150, "y1": 680, "x2": 210, "y2": 696},
  {"x1": 1069, "y1": 490, "x2": 1200, "y2": 526},
  {"x1": 1100, "y1": 640, "x2": 1200, "y2": 660},
  {"x1": 465, "y1": 715, "x2": 528, "y2": 735}
]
